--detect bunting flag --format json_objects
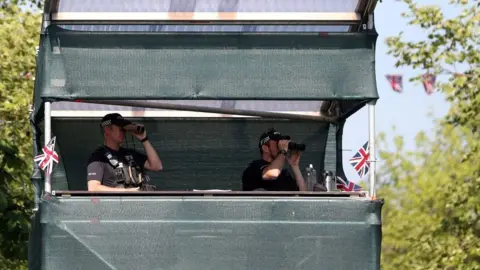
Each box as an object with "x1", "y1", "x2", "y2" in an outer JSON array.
[
  {"x1": 336, "y1": 176, "x2": 363, "y2": 192},
  {"x1": 385, "y1": 72, "x2": 441, "y2": 95},
  {"x1": 422, "y1": 73, "x2": 437, "y2": 95},
  {"x1": 349, "y1": 141, "x2": 370, "y2": 178},
  {"x1": 385, "y1": 74, "x2": 403, "y2": 93},
  {"x1": 34, "y1": 137, "x2": 59, "y2": 176}
]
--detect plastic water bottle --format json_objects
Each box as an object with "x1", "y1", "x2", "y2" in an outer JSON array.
[
  {"x1": 306, "y1": 164, "x2": 317, "y2": 191},
  {"x1": 305, "y1": 166, "x2": 311, "y2": 190},
  {"x1": 325, "y1": 171, "x2": 336, "y2": 192}
]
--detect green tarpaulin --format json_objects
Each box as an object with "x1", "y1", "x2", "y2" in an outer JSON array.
[
  {"x1": 35, "y1": 26, "x2": 378, "y2": 102},
  {"x1": 29, "y1": 195, "x2": 383, "y2": 270}
]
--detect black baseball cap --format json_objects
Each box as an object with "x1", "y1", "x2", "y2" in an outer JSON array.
[
  {"x1": 100, "y1": 113, "x2": 132, "y2": 128},
  {"x1": 258, "y1": 128, "x2": 291, "y2": 148}
]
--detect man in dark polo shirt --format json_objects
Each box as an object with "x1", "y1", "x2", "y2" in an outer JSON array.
[
  {"x1": 86, "y1": 113, "x2": 163, "y2": 192},
  {"x1": 242, "y1": 128, "x2": 307, "y2": 191}
]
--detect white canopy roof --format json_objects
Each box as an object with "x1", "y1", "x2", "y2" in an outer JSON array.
[{"x1": 46, "y1": 0, "x2": 378, "y2": 32}]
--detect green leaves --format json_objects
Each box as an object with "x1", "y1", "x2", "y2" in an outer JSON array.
[
  {"x1": 0, "y1": 139, "x2": 34, "y2": 269},
  {"x1": 0, "y1": 2, "x2": 40, "y2": 269},
  {"x1": 382, "y1": 1, "x2": 480, "y2": 269},
  {"x1": 378, "y1": 125, "x2": 480, "y2": 269}
]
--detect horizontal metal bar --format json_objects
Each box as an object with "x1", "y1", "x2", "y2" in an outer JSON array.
[
  {"x1": 61, "y1": 219, "x2": 366, "y2": 224},
  {"x1": 51, "y1": 12, "x2": 361, "y2": 25},
  {"x1": 50, "y1": 110, "x2": 323, "y2": 119},
  {"x1": 76, "y1": 100, "x2": 338, "y2": 122},
  {"x1": 52, "y1": 190, "x2": 365, "y2": 198}
]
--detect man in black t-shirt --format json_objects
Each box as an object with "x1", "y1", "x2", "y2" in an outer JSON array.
[
  {"x1": 242, "y1": 128, "x2": 307, "y2": 191},
  {"x1": 86, "y1": 113, "x2": 163, "y2": 192}
]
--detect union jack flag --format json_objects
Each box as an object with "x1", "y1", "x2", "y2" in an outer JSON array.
[
  {"x1": 422, "y1": 73, "x2": 436, "y2": 95},
  {"x1": 385, "y1": 74, "x2": 403, "y2": 93},
  {"x1": 34, "y1": 137, "x2": 59, "y2": 176},
  {"x1": 349, "y1": 141, "x2": 370, "y2": 178},
  {"x1": 336, "y1": 176, "x2": 363, "y2": 191}
]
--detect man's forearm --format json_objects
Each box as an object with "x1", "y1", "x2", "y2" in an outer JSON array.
[
  {"x1": 263, "y1": 153, "x2": 287, "y2": 179},
  {"x1": 89, "y1": 183, "x2": 138, "y2": 192},
  {"x1": 267, "y1": 153, "x2": 287, "y2": 171},
  {"x1": 142, "y1": 140, "x2": 163, "y2": 170},
  {"x1": 291, "y1": 166, "x2": 307, "y2": 191}
]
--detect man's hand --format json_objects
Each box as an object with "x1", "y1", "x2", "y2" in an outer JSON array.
[
  {"x1": 287, "y1": 150, "x2": 302, "y2": 167},
  {"x1": 288, "y1": 150, "x2": 307, "y2": 191},
  {"x1": 139, "y1": 184, "x2": 157, "y2": 191},
  {"x1": 278, "y1": 140, "x2": 289, "y2": 152},
  {"x1": 130, "y1": 125, "x2": 163, "y2": 171},
  {"x1": 132, "y1": 125, "x2": 147, "y2": 141}
]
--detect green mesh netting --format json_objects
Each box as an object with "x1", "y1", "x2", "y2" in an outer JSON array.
[
  {"x1": 36, "y1": 26, "x2": 378, "y2": 101},
  {"x1": 29, "y1": 196, "x2": 383, "y2": 270}
]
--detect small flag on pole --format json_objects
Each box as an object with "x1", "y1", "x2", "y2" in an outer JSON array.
[
  {"x1": 349, "y1": 141, "x2": 370, "y2": 178},
  {"x1": 422, "y1": 73, "x2": 436, "y2": 95},
  {"x1": 336, "y1": 176, "x2": 363, "y2": 191},
  {"x1": 385, "y1": 74, "x2": 403, "y2": 93},
  {"x1": 34, "y1": 137, "x2": 59, "y2": 176}
]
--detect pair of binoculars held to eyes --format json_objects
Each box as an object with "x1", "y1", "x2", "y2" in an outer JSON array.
[
  {"x1": 123, "y1": 124, "x2": 145, "y2": 134},
  {"x1": 288, "y1": 142, "x2": 306, "y2": 151}
]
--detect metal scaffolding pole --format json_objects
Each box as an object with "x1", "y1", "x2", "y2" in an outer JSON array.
[
  {"x1": 78, "y1": 100, "x2": 339, "y2": 123},
  {"x1": 44, "y1": 101, "x2": 52, "y2": 194},
  {"x1": 368, "y1": 102, "x2": 376, "y2": 198}
]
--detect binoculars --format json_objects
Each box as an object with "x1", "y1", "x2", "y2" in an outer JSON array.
[
  {"x1": 288, "y1": 142, "x2": 306, "y2": 151},
  {"x1": 123, "y1": 124, "x2": 145, "y2": 134}
]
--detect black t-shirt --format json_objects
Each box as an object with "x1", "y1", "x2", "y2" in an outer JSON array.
[
  {"x1": 87, "y1": 146, "x2": 148, "y2": 187},
  {"x1": 242, "y1": 159, "x2": 299, "y2": 191}
]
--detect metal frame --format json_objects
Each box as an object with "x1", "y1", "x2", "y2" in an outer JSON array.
[
  {"x1": 52, "y1": 190, "x2": 367, "y2": 197},
  {"x1": 77, "y1": 100, "x2": 339, "y2": 122},
  {"x1": 41, "y1": 0, "x2": 59, "y2": 33},
  {"x1": 51, "y1": 12, "x2": 361, "y2": 25},
  {"x1": 40, "y1": 0, "x2": 380, "y2": 197},
  {"x1": 44, "y1": 101, "x2": 52, "y2": 194},
  {"x1": 368, "y1": 102, "x2": 376, "y2": 199},
  {"x1": 50, "y1": 110, "x2": 324, "y2": 119},
  {"x1": 355, "y1": 0, "x2": 378, "y2": 31},
  {"x1": 44, "y1": 0, "x2": 378, "y2": 31}
]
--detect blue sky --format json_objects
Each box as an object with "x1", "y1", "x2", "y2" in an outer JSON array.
[{"x1": 342, "y1": 0, "x2": 460, "y2": 182}]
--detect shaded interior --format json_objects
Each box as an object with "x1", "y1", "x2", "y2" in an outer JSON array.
[{"x1": 48, "y1": 117, "x2": 345, "y2": 191}]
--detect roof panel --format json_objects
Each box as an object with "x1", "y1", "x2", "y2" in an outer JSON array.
[{"x1": 56, "y1": 0, "x2": 360, "y2": 13}]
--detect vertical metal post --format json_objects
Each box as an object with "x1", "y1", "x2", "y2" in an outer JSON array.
[
  {"x1": 368, "y1": 102, "x2": 376, "y2": 198},
  {"x1": 44, "y1": 101, "x2": 52, "y2": 194}
]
